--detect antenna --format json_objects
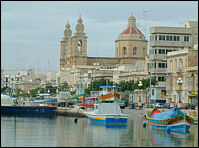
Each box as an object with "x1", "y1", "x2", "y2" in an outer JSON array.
[
  {"x1": 143, "y1": 10, "x2": 150, "y2": 39},
  {"x1": 97, "y1": 40, "x2": 98, "y2": 57}
]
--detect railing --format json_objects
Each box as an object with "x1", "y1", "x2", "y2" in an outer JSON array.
[
  {"x1": 175, "y1": 67, "x2": 183, "y2": 73},
  {"x1": 166, "y1": 68, "x2": 173, "y2": 73}
]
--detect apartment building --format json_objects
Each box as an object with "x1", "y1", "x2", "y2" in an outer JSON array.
[
  {"x1": 149, "y1": 21, "x2": 198, "y2": 103},
  {"x1": 166, "y1": 46, "x2": 198, "y2": 105}
]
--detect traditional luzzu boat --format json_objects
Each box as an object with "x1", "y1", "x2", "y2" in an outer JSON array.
[
  {"x1": 146, "y1": 105, "x2": 194, "y2": 132},
  {"x1": 87, "y1": 101, "x2": 128, "y2": 125}
]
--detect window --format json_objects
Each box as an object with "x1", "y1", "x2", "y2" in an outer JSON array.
[
  {"x1": 158, "y1": 63, "x2": 166, "y2": 68},
  {"x1": 78, "y1": 40, "x2": 82, "y2": 54},
  {"x1": 123, "y1": 47, "x2": 126, "y2": 55},
  {"x1": 150, "y1": 35, "x2": 154, "y2": 41},
  {"x1": 158, "y1": 49, "x2": 165, "y2": 54},
  {"x1": 155, "y1": 49, "x2": 157, "y2": 54},
  {"x1": 184, "y1": 36, "x2": 190, "y2": 42},
  {"x1": 169, "y1": 36, "x2": 173, "y2": 41},
  {"x1": 166, "y1": 49, "x2": 171, "y2": 54},
  {"x1": 166, "y1": 35, "x2": 170, "y2": 41},
  {"x1": 133, "y1": 47, "x2": 137, "y2": 55},
  {"x1": 158, "y1": 77, "x2": 166, "y2": 82},
  {"x1": 177, "y1": 36, "x2": 180, "y2": 41},
  {"x1": 155, "y1": 35, "x2": 158, "y2": 41},
  {"x1": 162, "y1": 90, "x2": 166, "y2": 96},
  {"x1": 173, "y1": 36, "x2": 177, "y2": 41},
  {"x1": 152, "y1": 89, "x2": 154, "y2": 96}
]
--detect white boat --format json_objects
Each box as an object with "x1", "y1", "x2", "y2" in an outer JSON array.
[{"x1": 87, "y1": 101, "x2": 128, "y2": 125}]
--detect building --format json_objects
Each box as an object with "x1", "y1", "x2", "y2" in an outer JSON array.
[
  {"x1": 166, "y1": 46, "x2": 198, "y2": 105},
  {"x1": 149, "y1": 21, "x2": 198, "y2": 103},
  {"x1": 59, "y1": 15, "x2": 149, "y2": 94}
]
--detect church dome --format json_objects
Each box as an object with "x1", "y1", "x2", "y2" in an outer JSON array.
[{"x1": 120, "y1": 15, "x2": 143, "y2": 35}]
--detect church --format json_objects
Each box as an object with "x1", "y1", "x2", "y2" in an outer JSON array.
[{"x1": 60, "y1": 15, "x2": 148, "y2": 70}]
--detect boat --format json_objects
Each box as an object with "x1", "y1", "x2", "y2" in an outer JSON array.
[
  {"x1": 87, "y1": 101, "x2": 128, "y2": 125},
  {"x1": 146, "y1": 105, "x2": 194, "y2": 131},
  {"x1": 98, "y1": 86, "x2": 121, "y2": 102},
  {"x1": 1, "y1": 94, "x2": 57, "y2": 115}
]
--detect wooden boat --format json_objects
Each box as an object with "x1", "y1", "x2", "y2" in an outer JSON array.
[
  {"x1": 146, "y1": 106, "x2": 194, "y2": 131},
  {"x1": 86, "y1": 101, "x2": 128, "y2": 125}
]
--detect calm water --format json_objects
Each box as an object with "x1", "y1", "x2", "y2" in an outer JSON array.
[{"x1": 1, "y1": 114, "x2": 198, "y2": 147}]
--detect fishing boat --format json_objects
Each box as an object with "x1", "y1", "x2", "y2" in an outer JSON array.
[
  {"x1": 98, "y1": 86, "x2": 121, "y2": 102},
  {"x1": 146, "y1": 106, "x2": 194, "y2": 131},
  {"x1": 87, "y1": 101, "x2": 128, "y2": 125},
  {"x1": 1, "y1": 94, "x2": 57, "y2": 115}
]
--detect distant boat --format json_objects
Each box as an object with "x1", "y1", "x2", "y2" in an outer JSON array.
[
  {"x1": 146, "y1": 106, "x2": 194, "y2": 131},
  {"x1": 98, "y1": 86, "x2": 121, "y2": 102},
  {"x1": 86, "y1": 101, "x2": 128, "y2": 125},
  {"x1": 1, "y1": 94, "x2": 57, "y2": 115}
]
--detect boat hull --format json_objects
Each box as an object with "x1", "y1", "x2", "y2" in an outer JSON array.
[
  {"x1": 87, "y1": 114, "x2": 128, "y2": 125},
  {"x1": 1, "y1": 106, "x2": 57, "y2": 115},
  {"x1": 148, "y1": 118, "x2": 191, "y2": 131}
]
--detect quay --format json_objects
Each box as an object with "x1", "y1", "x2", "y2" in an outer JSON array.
[
  {"x1": 56, "y1": 106, "x2": 87, "y2": 117},
  {"x1": 55, "y1": 106, "x2": 198, "y2": 120}
]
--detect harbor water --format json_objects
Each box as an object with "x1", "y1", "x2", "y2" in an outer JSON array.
[{"x1": 1, "y1": 114, "x2": 198, "y2": 147}]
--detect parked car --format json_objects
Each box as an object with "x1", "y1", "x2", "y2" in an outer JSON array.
[
  {"x1": 156, "y1": 103, "x2": 163, "y2": 108},
  {"x1": 119, "y1": 101, "x2": 126, "y2": 109},
  {"x1": 134, "y1": 103, "x2": 138, "y2": 109},
  {"x1": 79, "y1": 101, "x2": 96, "y2": 109},
  {"x1": 163, "y1": 103, "x2": 170, "y2": 109},
  {"x1": 182, "y1": 103, "x2": 191, "y2": 109},
  {"x1": 148, "y1": 104, "x2": 154, "y2": 108}
]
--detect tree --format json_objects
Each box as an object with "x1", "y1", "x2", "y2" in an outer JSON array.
[
  {"x1": 117, "y1": 80, "x2": 134, "y2": 92},
  {"x1": 85, "y1": 78, "x2": 113, "y2": 95},
  {"x1": 131, "y1": 78, "x2": 158, "y2": 90}
]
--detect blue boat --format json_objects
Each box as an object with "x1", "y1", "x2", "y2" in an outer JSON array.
[
  {"x1": 146, "y1": 106, "x2": 194, "y2": 131},
  {"x1": 1, "y1": 94, "x2": 57, "y2": 115},
  {"x1": 86, "y1": 101, "x2": 128, "y2": 125}
]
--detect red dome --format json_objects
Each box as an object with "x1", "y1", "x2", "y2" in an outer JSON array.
[{"x1": 121, "y1": 27, "x2": 143, "y2": 35}]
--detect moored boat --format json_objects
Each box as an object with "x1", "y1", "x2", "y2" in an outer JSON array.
[
  {"x1": 1, "y1": 94, "x2": 57, "y2": 115},
  {"x1": 87, "y1": 101, "x2": 128, "y2": 125},
  {"x1": 146, "y1": 106, "x2": 194, "y2": 131}
]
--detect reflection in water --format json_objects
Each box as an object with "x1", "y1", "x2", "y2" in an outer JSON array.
[
  {"x1": 1, "y1": 115, "x2": 198, "y2": 147},
  {"x1": 150, "y1": 128, "x2": 191, "y2": 147}
]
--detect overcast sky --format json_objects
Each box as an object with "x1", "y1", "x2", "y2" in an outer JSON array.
[{"x1": 1, "y1": 1, "x2": 198, "y2": 74}]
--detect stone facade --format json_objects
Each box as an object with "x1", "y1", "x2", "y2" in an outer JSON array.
[
  {"x1": 149, "y1": 21, "x2": 198, "y2": 103},
  {"x1": 60, "y1": 15, "x2": 147, "y2": 69},
  {"x1": 166, "y1": 48, "x2": 198, "y2": 104},
  {"x1": 59, "y1": 15, "x2": 148, "y2": 91}
]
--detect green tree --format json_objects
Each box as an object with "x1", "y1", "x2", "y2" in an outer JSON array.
[
  {"x1": 117, "y1": 80, "x2": 134, "y2": 92},
  {"x1": 85, "y1": 78, "x2": 113, "y2": 95},
  {"x1": 131, "y1": 78, "x2": 158, "y2": 90},
  {"x1": 59, "y1": 83, "x2": 69, "y2": 91}
]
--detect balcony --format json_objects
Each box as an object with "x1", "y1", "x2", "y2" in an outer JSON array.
[
  {"x1": 150, "y1": 68, "x2": 166, "y2": 73},
  {"x1": 149, "y1": 41, "x2": 192, "y2": 48},
  {"x1": 166, "y1": 68, "x2": 173, "y2": 73},
  {"x1": 175, "y1": 67, "x2": 183, "y2": 73}
]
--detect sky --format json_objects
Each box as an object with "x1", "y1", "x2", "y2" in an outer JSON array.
[{"x1": 1, "y1": 1, "x2": 198, "y2": 74}]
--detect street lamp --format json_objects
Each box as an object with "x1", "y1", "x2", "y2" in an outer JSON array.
[
  {"x1": 138, "y1": 81, "x2": 143, "y2": 109},
  {"x1": 177, "y1": 77, "x2": 183, "y2": 109}
]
